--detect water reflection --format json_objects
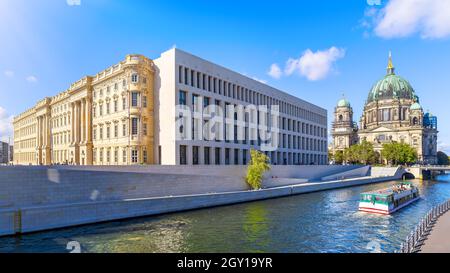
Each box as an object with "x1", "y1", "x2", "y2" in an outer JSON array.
[{"x1": 1, "y1": 176, "x2": 450, "y2": 253}]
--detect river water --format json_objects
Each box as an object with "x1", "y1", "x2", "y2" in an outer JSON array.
[{"x1": 1, "y1": 175, "x2": 450, "y2": 253}]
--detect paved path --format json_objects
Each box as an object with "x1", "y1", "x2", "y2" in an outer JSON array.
[{"x1": 420, "y1": 212, "x2": 450, "y2": 253}]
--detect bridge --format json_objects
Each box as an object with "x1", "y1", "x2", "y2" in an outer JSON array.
[{"x1": 404, "y1": 165, "x2": 450, "y2": 180}]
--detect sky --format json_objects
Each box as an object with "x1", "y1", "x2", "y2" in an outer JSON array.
[{"x1": 1, "y1": 0, "x2": 450, "y2": 152}]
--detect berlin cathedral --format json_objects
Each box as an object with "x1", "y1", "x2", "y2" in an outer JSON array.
[{"x1": 331, "y1": 53, "x2": 438, "y2": 165}]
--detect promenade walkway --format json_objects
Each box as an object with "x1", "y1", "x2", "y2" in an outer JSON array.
[{"x1": 420, "y1": 211, "x2": 450, "y2": 253}]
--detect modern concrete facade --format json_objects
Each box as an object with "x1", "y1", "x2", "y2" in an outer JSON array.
[
  {"x1": 13, "y1": 48, "x2": 328, "y2": 166},
  {"x1": 331, "y1": 53, "x2": 438, "y2": 164}
]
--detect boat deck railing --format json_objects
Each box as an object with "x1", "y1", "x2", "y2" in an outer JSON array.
[{"x1": 397, "y1": 199, "x2": 450, "y2": 253}]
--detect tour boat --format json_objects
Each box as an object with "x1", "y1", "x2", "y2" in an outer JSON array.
[{"x1": 359, "y1": 182, "x2": 420, "y2": 215}]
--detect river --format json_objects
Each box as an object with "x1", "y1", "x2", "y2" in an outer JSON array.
[{"x1": 1, "y1": 175, "x2": 450, "y2": 253}]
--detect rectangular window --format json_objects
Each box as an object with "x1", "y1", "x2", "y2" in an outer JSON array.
[
  {"x1": 131, "y1": 92, "x2": 139, "y2": 107},
  {"x1": 143, "y1": 123, "x2": 147, "y2": 136},
  {"x1": 122, "y1": 98, "x2": 126, "y2": 110},
  {"x1": 193, "y1": 146, "x2": 199, "y2": 165},
  {"x1": 143, "y1": 150, "x2": 148, "y2": 163},
  {"x1": 225, "y1": 148, "x2": 230, "y2": 165},
  {"x1": 132, "y1": 118, "x2": 138, "y2": 135},
  {"x1": 204, "y1": 147, "x2": 210, "y2": 165},
  {"x1": 106, "y1": 149, "x2": 111, "y2": 163},
  {"x1": 123, "y1": 124, "x2": 127, "y2": 136},
  {"x1": 114, "y1": 149, "x2": 118, "y2": 163},
  {"x1": 131, "y1": 150, "x2": 138, "y2": 163},
  {"x1": 93, "y1": 128, "x2": 97, "y2": 140},
  {"x1": 215, "y1": 148, "x2": 221, "y2": 165},
  {"x1": 114, "y1": 125, "x2": 118, "y2": 138},
  {"x1": 99, "y1": 127, "x2": 103, "y2": 139},
  {"x1": 114, "y1": 100, "x2": 118, "y2": 112},
  {"x1": 179, "y1": 90, "x2": 187, "y2": 105},
  {"x1": 243, "y1": 150, "x2": 248, "y2": 165},
  {"x1": 234, "y1": 149, "x2": 239, "y2": 165},
  {"x1": 131, "y1": 74, "x2": 139, "y2": 83},
  {"x1": 122, "y1": 149, "x2": 127, "y2": 163},
  {"x1": 180, "y1": 145, "x2": 187, "y2": 165}
]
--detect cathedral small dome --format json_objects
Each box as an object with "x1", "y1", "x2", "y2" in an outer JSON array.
[
  {"x1": 337, "y1": 98, "x2": 351, "y2": 108},
  {"x1": 410, "y1": 102, "x2": 422, "y2": 110}
]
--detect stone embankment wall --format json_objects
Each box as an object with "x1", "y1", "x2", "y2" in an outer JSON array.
[{"x1": 0, "y1": 165, "x2": 399, "y2": 236}]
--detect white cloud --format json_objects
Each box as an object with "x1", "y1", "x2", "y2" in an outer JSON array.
[
  {"x1": 3, "y1": 70, "x2": 14, "y2": 78},
  {"x1": 67, "y1": 0, "x2": 81, "y2": 6},
  {"x1": 26, "y1": 75, "x2": 38, "y2": 83},
  {"x1": 284, "y1": 47, "x2": 345, "y2": 81},
  {"x1": 366, "y1": 0, "x2": 450, "y2": 39},
  {"x1": 267, "y1": 64, "x2": 282, "y2": 79},
  {"x1": 0, "y1": 107, "x2": 13, "y2": 143}
]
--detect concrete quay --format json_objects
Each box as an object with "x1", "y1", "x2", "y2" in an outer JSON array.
[
  {"x1": 0, "y1": 165, "x2": 403, "y2": 237},
  {"x1": 420, "y1": 211, "x2": 450, "y2": 253}
]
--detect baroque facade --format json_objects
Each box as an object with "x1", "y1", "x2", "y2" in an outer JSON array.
[
  {"x1": 13, "y1": 48, "x2": 328, "y2": 166},
  {"x1": 332, "y1": 53, "x2": 438, "y2": 165}
]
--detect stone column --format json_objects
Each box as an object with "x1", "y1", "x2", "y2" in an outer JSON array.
[
  {"x1": 81, "y1": 99, "x2": 86, "y2": 143},
  {"x1": 71, "y1": 103, "x2": 75, "y2": 144},
  {"x1": 86, "y1": 98, "x2": 92, "y2": 143}
]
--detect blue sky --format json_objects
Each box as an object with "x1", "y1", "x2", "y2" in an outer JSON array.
[{"x1": 1, "y1": 0, "x2": 450, "y2": 152}]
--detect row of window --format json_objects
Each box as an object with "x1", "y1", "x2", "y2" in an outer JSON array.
[
  {"x1": 93, "y1": 93, "x2": 147, "y2": 118},
  {"x1": 179, "y1": 90, "x2": 327, "y2": 139},
  {"x1": 179, "y1": 145, "x2": 327, "y2": 166},
  {"x1": 14, "y1": 124, "x2": 36, "y2": 138},
  {"x1": 93, "y1": 118, "x2": 146, "y2": 140},
  {"x1": 178, "y1": 65, "x2": 326, "y2": 125},
  {"x1": 93, "y1": 147, "x2": 147, "y2": 164}
]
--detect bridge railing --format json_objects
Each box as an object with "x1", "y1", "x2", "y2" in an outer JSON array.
[{"x1": 398, "y1": 199, "x2": 450, "y2": 253}]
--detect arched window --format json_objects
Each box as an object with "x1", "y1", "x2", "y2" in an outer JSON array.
[
  {"x1": 338, "y1": 115, "x2": 343, "y2": 122},
  {"x1": 413, "y1": 117, "x2": 419, "y2": 125}
]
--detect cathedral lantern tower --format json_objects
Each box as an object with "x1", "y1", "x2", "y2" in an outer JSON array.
[{"x1": 332, "y1": 96, "x2": 358, "y2": 151}]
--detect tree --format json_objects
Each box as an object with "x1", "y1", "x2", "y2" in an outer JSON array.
[
  {"x1": 382, "y1": 142, "x2": 418, "y2": 166},
  {"x1": 246, "y1": 149, "x2": 271, "y2": 190},
  {"x1": 343, "y1": 140, "x2": 376, "y2": 165},
  {"x1": 334, "y1": 150, "x2": 345, "y2": 164},
  {"x1": 437, "y1": 151, "x2": 449, "y2": 165}
]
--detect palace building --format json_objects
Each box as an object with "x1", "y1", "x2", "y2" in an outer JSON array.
[
  {"x1": 13, "y1": 48, "x2": 328, "y2": 166},
  {"x1": 332, "y1": 53, "x2": 438, "y2": 165}
]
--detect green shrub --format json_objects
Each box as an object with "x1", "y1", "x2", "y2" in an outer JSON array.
[{"x1": 245, "y1": 149, "x2": 271, "y2": 190}]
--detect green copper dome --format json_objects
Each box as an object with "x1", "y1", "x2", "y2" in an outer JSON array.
[
  {"x1": 367, "y1": 52, "x2": 417, "y2": 103},
  {"x1": 367, "y1": 74, "x2": 417, "y2": 103},
  {"x1": 410, "y1": 102, "x2": 422, "y2": 110},
  {"x1": 337, "y1": 98, "x2": 351, "y2": 107}
]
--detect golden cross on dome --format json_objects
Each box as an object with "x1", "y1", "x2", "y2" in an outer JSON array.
[{"x1": 387, "y1": 51, "x2": 395, "y2": 74}]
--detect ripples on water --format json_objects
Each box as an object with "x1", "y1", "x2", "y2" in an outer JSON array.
[{"x1": 1, "y1": 175, "x2": 450, "y2": 253}]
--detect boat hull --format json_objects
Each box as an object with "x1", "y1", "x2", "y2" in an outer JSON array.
[{"x1": 359, "y1": 197, "x2": 420, "y2": 215}]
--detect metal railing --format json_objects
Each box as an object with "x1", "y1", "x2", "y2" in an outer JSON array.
[{"x1": 398, "y1": 199, "x2": 450, "y2": 253}]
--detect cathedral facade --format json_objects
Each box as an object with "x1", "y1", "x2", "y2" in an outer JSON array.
[{"x1": 331, "y1": 53, "x2": 438, "y2": 165}]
